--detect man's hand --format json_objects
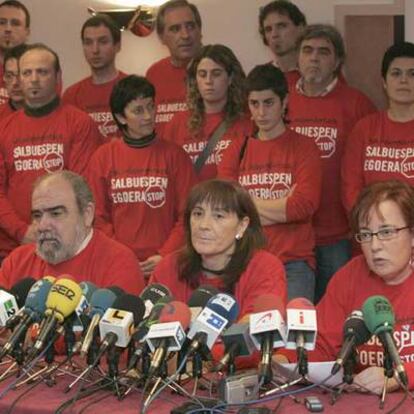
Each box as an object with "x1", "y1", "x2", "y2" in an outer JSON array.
[
  {"x1": 140, "y1": 255, "x2": 162, "y2": 280},
  {"x1": 351, "y1": 366, "x2": 400, "y2": 395}
]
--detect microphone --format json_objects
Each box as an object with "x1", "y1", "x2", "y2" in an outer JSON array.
[
  {"x1": 188, "y1": 285, "x2": 220, "y2": 321},
  {"x1": 26, "y1": 278, "x2": 83, "y2": 361},
  {"x1": 186, "y1": 292, "x2": 239, "y2": 357},
  {"x1": 285, "y1": 298, "x2": 317, "y2": 376},
  {"x1": 0, "y1": 278, "x2": 54, "y2": 360},
  {"x1": 249, "y1": 294, "x2": 286, "y2": 384},
  {"x1": 10, "y1": 278, "x2": 36, "y2": 309},
  {"x1": 140, "y1": 283, "x2": 171, "y2": 318},
  {"x1": 145, "y1": 301, "x2": 191, "y2": 378},
  {"x1": 79, "y1": 288, "x2": 117, "y2": 357},
  {"x1": 362, "y1": 295, "x2": 408, "y2": 386},
  {"x1": 214, "y1": 323, "x2": 255, "y2": 373},
  {"x1": 0, "y1": 287, "x2": 20, "y2": 326},
  {"x1": 98, "y1": 294, "x2": 145, "y2": 356},
  {"x1": 107, "y1": 286, "x2": 125, "y2": 298},
  {"x1": 331, "y1": 310, "x2": 371, "y2": 375}
]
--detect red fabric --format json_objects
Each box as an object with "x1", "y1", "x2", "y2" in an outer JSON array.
[
  {"x1": 288, "y1": 81, "x2": 376, "y2": 244},
  {"x1": 218, "y1": 130, "x2": 321, "y2": 268},
  {"x1": 0, "y1": 229, "x2": 145, "y2": 294},
  {"x1": 342, "y1": 111, "x2": 414, "y2": 213},
  {"x1": 313, "y1": 255, "x2": 414, "y2": 389},
  {"x1": 62, "y1": 72, "x2": 127, "y2": 141},
  {"x1": 0, "y1": 103, "x2": 102, "y2": 256},
  {"x1": 86, "y1": 138, "x2": 197, "y2": 260},
  {"x1": 163, "y1": 110, "x2": 253, "y2": 181},
  {"x1": 151, "y1": 249, "x2": 287, "y2": 317},
  {"x1": 146, "y1": 57, "x2": 188, "y2": 137},
  {"x1": 0, "y1": 101, "x2": 14, "y2": 120}
]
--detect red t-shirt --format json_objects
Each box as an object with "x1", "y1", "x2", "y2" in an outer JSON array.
[
  {"x1": 218, "y1": 130, "x2": 322, "y2": 268},
  {"x1": 146, "y1": 57, "x2": 188, "y2": 137},
  {"x1": 0, "y1": 229, "x2": 145, "y2": 295},
  {"x1": 62, "y1": 72, "x2": 127, "y2": 141},
  {"x1": 288, "y1": 81, "x2": 375, "y2": 244},
  {"x1": 163, "y1": 110, "x2": 253, "y2": 181},
  {"x1": 86, "y1": 137, "x2": 197, "y2": 260},
  {"x1": 342, "y1": 111, "x2": 414, "y2": 213}
]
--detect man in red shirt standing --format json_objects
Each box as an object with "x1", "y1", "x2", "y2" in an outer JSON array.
[
  {"x1": 0, "y1": 1, "x2": 30, "y2": 105},
  {"x1": 63, "y1": 14, "x2": 126, "y2": 141},
  {"x1": 146, "y1": 0, "x2": 202, "y2": 137}
]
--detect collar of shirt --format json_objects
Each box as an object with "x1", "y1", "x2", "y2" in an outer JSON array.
[
  {"x1": 296, "y1": 76, "x2": 338, "y2": 97},
  {"x1": 74, "y1": 229, "x2": 94, "y2": 256}
]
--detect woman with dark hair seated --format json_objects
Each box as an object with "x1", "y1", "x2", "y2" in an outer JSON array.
[{"x1": 151, "y1": 179, "x2": 287, "y2": 317}]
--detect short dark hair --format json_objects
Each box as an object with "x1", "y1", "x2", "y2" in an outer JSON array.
[
  {"x1": 246, "y1": 64, "x2": 288, "y2": 102},
  {"x1": 350, "y1": 180, "x2": 414, "y2": 235},
  {"x1": 156, "y1": 0, "x2": 202, "y2": 36},
  {"x1": 0, "y1": 0, "x2": 30, "y2": 28},
  {"x1": 3, "y1": 43, "x2": 27, "y2": 70},
  {"x1": 381, "y1": 42, "x2": 414, "y2": 79},
  {"x1": 178, "y1": 179, "x2": 266, "y2": 293},
  {"x1": 259, "y1": 0, "x2": 306, "y2": 46},
  {"x1": 34, "y1": 171, "x2": 94, "y2": 215},
  {"x1": 81, "y1": 14, "x2": 121, "y2": 45},
  {"x1": 20, "y1": 43, "x2": 61, "y2": 74},
  {"x1": 110, "y1": 75, "x2": 155, "y2": 133}
]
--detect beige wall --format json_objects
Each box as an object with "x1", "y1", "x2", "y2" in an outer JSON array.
[{"x1": 23, "y1": 0, "x2": 400, "y2": 89}]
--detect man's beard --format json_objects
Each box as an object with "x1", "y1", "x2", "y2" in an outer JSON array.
[{"x1": 36, "y1": 237, "x2": 68, "y2": 265}]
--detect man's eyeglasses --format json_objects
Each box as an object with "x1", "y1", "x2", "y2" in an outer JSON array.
[{"x1": 355, "y1": 226, "x2": 409, "y2": 244}]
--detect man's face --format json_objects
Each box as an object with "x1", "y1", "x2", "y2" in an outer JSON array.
[
  {"x1": 3, "y1": 57, "x2": 23, "y2": 105},
  {"x1": 262, "y1": 12, "x2": 303, "y2": 57},
  {"x1": 160, "y1": 6, "x2": 201, "y2": 66},
  {"x1": 298, "y1": 37, "x2": 338, "y2": 86},
  {"x1": 0, "y1": 6, "x2": 29, "y2": 51},
  {"x1": 19, "y1": 49, "x2": 58, "y2": 108},
  {"x1": 31, "y1": 176, "x2": 94, "y2": 265},
  {"x1": 82, "y1": 24, "x2": 120, "y2": 72}
]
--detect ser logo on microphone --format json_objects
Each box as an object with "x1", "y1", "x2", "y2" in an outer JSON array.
[{"x1": 50, "y1": 284, "x2": 76, "y2": 301}]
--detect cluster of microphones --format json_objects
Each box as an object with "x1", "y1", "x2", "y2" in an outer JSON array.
[{"x1": 0, "y1": 276, "x2": 408, "y2": 410}]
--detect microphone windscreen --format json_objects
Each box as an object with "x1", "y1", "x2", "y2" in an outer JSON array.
[
  {"x1": 253, "y1": 294, "x2": 285, "y2": 316},
  {"x1": 287, "y1": 297, "x2": 315, "y2": 310},
  {"x1": 79, "y1": 281, "x2": 98, "y2": 301},
  {"x1": 159, "y1": 301, "x2": 191, "y2": 330},
  {"x1": 90, "y1": 288, "x2": 117, "y2": 317},
  {"x1": 140, "y1": 283, "x2": 171, "y2": 304},
  {"x1": 107, "y1": 286, "x2": 125, "y2": 297},
  {"x1": 362, "y1": 295, "x2": 395, "y2": 335},
  {"x1": 10, "y1": 277, "x2": 36, "y2": 308},
  {"x1": 112, "y1": 294, "x2": 145, "y2": 326},
  {"x1": 188, "y1": 285, "x2": 220, "y2": 308},
  {"x1": 343, "y1": 310, "x2": 371, "y2": 345},
  {"x1": 43, "y1": 275, "x2": 56, "y2": 283},
  {"x1": 206, "y1": 293, "x2": 239, "y2": 325},
  {"x1": 45, "y1": 278, "x2": 83, "y2": 322},
  {"x1": 25, "y1": 278, "x2": 54, "y2": 318}
]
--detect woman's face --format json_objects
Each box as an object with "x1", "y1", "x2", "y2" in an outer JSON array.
[
  {"x1": 384, "y1": 57, "x2": 414, "y2": 107},
  {"x1": 115, "y1": 96, "x2": 155, "y2": 139},
  {"x1": 190, "y1": 201, "x2": 248, "y2": 265},
  {"x1": 196, "y1": 57, "x2": 231, "y2": 109},
  {"x1": 359, "y1": 200, "x2": 414, "y2": 285}
]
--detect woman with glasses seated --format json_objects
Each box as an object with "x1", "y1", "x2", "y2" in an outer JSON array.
[{"x1": 313, "y1": 179, "x2": 414, "y2": 393}]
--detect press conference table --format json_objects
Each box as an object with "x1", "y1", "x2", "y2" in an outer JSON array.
[{"x1": 0, "y1": 376, "x2": 413, "y2": 414}]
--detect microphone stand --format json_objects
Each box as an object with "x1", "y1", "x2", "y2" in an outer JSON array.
[
  {"x1": 226, "y1": 351, "x2": 236, "y2": 376},
  {"x1": 331, "y1": 349, "x2": 357, "y2": 404},
  {"x1": 380, "y1": 352, "x2": 394, "y2": 409}
]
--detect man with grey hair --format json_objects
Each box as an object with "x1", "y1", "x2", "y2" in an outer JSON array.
[
  {"x1": 0, "y1": 170, "x2": 145, "y2": 294},
  {"x1": 288, "y1": 24, "x2": 376, "y2": 302},
  {"x1": 146, "y1": 0, "x2": 202, "y2": 136}
]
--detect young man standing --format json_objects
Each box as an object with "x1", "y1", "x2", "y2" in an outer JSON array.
[{"x1": 63, "y1": 14, "x2": 126, "y2": 141}]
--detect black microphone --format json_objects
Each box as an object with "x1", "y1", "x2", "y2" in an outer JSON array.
[
  {"x1": 332, "y1": 310, "x2": 371, "y2": 375},
  {"x1": 10, "y1": 278, "x2": 36, "y2": 309}
]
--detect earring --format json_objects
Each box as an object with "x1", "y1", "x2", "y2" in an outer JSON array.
[{"x1": 235, "y1": 234, "x2": 242, "y2": 240}]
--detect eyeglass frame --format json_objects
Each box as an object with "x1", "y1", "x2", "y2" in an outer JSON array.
[{"x1": 354, "y1": 226, "x2": 410, "y2": 244}]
